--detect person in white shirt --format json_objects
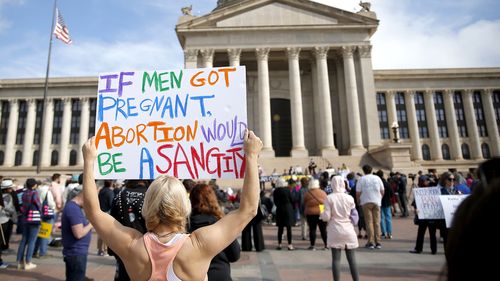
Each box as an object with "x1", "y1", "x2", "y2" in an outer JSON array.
[{"x1": 356, "y1": 164, "x2": 384, "y2": 249}]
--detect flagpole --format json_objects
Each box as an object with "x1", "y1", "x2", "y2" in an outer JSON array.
[{"x1": 37, "y1": 0, "x2": 58, "y2": 174}]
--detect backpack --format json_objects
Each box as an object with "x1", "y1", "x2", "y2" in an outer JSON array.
[{"x1": 41, "y1": 192, "x2": 55, "y2": 221}]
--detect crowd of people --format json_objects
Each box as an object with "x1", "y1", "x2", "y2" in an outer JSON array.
[{"x1": 0, "y1": 141, "x2": 497, "y2": 281}]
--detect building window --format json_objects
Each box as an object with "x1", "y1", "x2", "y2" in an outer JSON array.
[
  {"x1": 422, "y1": 144, "x2": 431, "y2": 161},
  {"x1": 16, "y1": 100, "x2": 27, "y2": 145},
  {"x1": 395, "y1": 92, "x2": 409, "y2": 139},
  {"x1": 376, "y1": 93, "x2": 390, "y2": 139},
  {"x1": 434, "y1": 92, "x2": 448, "y2": 138},
  {"x1": 414, "y1": 92, "x2": 429, "y2": 138},
  {"x1": 0, "y1": 101, "x2": 10, "y2": 145},
  {"x1": 454, "y1": 91, "x2": 468, "y2": 137},
  {"x1": 70, "y1": 99, "x2": 81, "y2": 144},
  {"x1": 442, "y1": 144, "x2": 451, "y2": 160},
  {"x1": 0, "y1": 150, "x2": 4, "y2": 165},
  {"x1": 481, "y1": 143, "x2": 491, "y2": 159},
  {"x1": 52, "y1": 99, "x2": 63, "y2": 144},
  {"x1": 51, "y1": 150, "x2": 59, "y2": 166},
  {"x1": 89, "y1": 98, "x2": 97, "y2": 137},
  {"x1": 32, "y1": 150, "x2": 39, "y2": 166},
  {"x1": 14, "y1": 150, "x2": 22, "y2": 166},
  {"x1": 473, "y1": 91, "x2": 488, "y2": 137},
  {"x1": 34, "y1": 100, "x2": 43, "y2": 145},
  {"x1": 493, "y1": 90, "x2": 500, "y2": 135},
  {"x1": 461, "y1": 143, "x2": 471, "y2": 160},
  {"x1": 69, "y1": 149, "x2": 77, "y2": 166}
]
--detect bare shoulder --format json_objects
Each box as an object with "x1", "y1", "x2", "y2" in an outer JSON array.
[{"x1": 173, "y1": 234, "x2": 210, "y2": 281}]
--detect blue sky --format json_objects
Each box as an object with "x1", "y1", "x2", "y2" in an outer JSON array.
[{"x1": 0, "y1": 0, "x2": 499, "y2": 79}]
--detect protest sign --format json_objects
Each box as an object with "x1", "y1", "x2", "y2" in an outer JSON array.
[
  {"x1": 94, "y1": 66, "x2": 247, "y2": 180},
  {"x1": 439, "y1": 195, "x2": 468, "y2": 228},
  {"x1": 413, "y1": 187, "x2": 444, "y2": 219}
]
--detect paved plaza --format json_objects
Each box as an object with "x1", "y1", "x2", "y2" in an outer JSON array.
[{"x1": 0, "y1": 216, "x2": 446, "y2": 281}]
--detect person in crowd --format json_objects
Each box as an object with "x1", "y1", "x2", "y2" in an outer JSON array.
[
  {"x1": 320, "y1": 176, "x2": 359, "y2": 281},
  {"x1": 16, "y1": 178, "x2": 41, "y2": 270},
  {"x1": 189, "y1": 183, "x2": 241, "y2": 280},
  {"x1": 298, "y1": 177, "x2": 309, "y2": 240},
  {"x1": 453, "y1": 172, "x2": 471, "y2": 195},
  {"x1": 62, "y1": 185, "x2": 93, "y2": 281},
  {"x1": 376, "y1": 170, "x2": 393, "y2": 239},
  {"x1": 395, "y1": 172, "x2": 409, "y2": 217},
  {"x1": 272, "y1": 177, "x2": 295, "y2": 250},
  {"x1": 97, "y1": 180, "x2": 114, "y2": 256},
  {"x1": 436, "y1": 171, "x2": 457, "y2": 250},
  {"x1": 303, "y1": 179, "x2": 328, "y2": 250},
  {"x1": 1, "y1": 179, "x2": 19, "y2": 252},
  {"x1": 109, "y1": 179, "x2": 149, "y2": 281},
  {"x1": 81, "y1": 130, "x2": 262, "y2": 281},
  {"x1": 356, "y1": 165, "x2": 384, "y2": 249},
  {"x1": 409, "y1": 175, "x2": 438, "y2": 255},
  {"x1": 241, "y1": 190, "x2": 266, "y2": 252},
  {"x1": 33, "y1": 180, "x2": 56, "y2": 258},
  {"x1": 444, "y1": 158, "x2": 499, "y2": 281},
  {"x1": 347, "y1": 173, "x2": 366, "y2": 239}
]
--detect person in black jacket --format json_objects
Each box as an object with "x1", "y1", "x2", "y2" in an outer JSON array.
[
  {"x1": 109, "y1": 180, "x2": 149, "y2": 281},
  {"x1": 97, "y1": 180, "x2": 114, "y2": 256},
  {"x1": 241, "y1": 190, "x2": 266, "y2": 252},
  {"x1": 189, "y1": 183, "x2": 240, "y2": 281}
]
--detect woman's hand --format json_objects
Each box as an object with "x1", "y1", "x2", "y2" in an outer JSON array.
[
  {"x1": 244, "y1": 129, "x2": 263, "y2": 157},
  {"x1": 82, "y1": 137, "x2": 97, "y2": 163}
]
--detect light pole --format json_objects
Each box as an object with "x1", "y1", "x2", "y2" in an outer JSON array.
[{"x1": 391, "y1": 121, "x2": 399, "y2": 143}]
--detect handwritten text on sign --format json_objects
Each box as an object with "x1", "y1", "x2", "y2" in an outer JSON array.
[
  {"x1": 413, "y1": 187, "x2": 444, "y2": 219},
  {"x1": 94, "y1": 66, "x2": 247, "y2": 180}
]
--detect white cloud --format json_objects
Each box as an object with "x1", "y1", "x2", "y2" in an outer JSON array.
[{"x1": 0, "y1": 0, "x2": 24, "y2": 33}]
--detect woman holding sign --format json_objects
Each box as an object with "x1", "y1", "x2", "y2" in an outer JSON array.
[{"x1": 82, "y1": 130, "x2": 262, "y2": 281}]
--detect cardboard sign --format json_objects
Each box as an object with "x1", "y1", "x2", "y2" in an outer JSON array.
[
  {"x1": 413, "y1": 187, "x2": 444, "y2": 219},
  {"x1": 439, "y1": 195, "x2": 468, "y2": 228},
  {"x1": 94, "y1": 66, "x2": 247, "y2": 180}
]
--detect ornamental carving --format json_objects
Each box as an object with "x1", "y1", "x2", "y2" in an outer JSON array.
[
  {"x1": 227, "y1": 48, "x2": 241, "y2": 61},
  {"x1": 358, "y1": 45, "x2": 372, "y2": 58},
  {"x1": 256, "y1": 48, "x2": 270, "y2": 61},
  {"x1": 286, "y1": 47, "x2": 301, "y2": 60},
  {"x1": 313, "y1": 46, "x2": 329, "y2": 60},
  {"x1": 341, "y1": 46, "x2": 355, "y2": 58},
  {"x1": 184, "y1": 49, "x2": 198, "y2": 61}
]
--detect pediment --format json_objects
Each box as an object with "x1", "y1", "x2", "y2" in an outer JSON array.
[
  {"x1": 177, "y1": 0, "x2": 378, "y2": 30},
  {"x1": 217, "y1": 2, "x2": 338, "y2": 27}
]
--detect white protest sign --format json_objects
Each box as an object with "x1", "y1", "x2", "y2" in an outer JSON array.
[
  {"x1": 439, "y1": 195, "x2": 468, "y2": 228},
  {"x1": 413, "y1": 187, "x2": 444, "y2": 219},
  {"x1": 94, "y1": 66, "x2": 247, "y2": 180}
]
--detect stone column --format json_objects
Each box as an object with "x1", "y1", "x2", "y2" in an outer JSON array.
[
  {"x1": 311, "y1": 59, "x2": 322, "y2": 152},
  {"x1": 357, "y1": 45, "x2": 381, "y2": 149},
  {"x1": 200, "y1": 49, "x2": 215, "y2": 68},
  {"x1": 342, "y1": 46, "x2": 365, "y2": 155},
  {"x1": 385, "y1": 91, "x2": 398, "y2": 140},
  {"x1": 59, "y1": 98, "x2": 72, "y2": 166},
  {"x1": 184, "y1": 49, "x2": 198, "y2": 69},
  {"x1": 424, "y1": 90, "x2": 443, "y2": 160},
  {"x1": 313, "y1": 46, "x2": 337, "y2": 157},
  {"x1": 462, "y1": 89, "x2": 482, "y2": 159},
  {"x1": 443, "y1": 90, "x2": 462, "y2": 159},
  {"x1": 334, "y1": 56, "x2": 349, "y2": 152},
  {"x1": 4, "y1": 99, "x2": 19, "y2": 166},
  {"x1": 481, "y1": 89, "x2": 500, "y2": 156},
  {"x1": 41, "y1": 98, "x2": 54, "y2": 167},
  {"x1": 22, "y1": 99, "x2": 37, "y2": 166},
  {"x1": 404, "y1": 91, "x2": 422, "y2": 160},
  {"x1": 286, "y1": 47, "x2": 308, "y2": 157},
  {"x1": 78, "y1": 97, "x2": 90, "y2": 165},
  {"x1": 256, "y1": 48, "x2": 274, "y2": 157},
  {"x1": 227, "y1": 48, "x2": 241, "y2": 66}
]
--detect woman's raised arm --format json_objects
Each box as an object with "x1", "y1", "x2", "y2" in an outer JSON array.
[{"x1": 81, "y1": 137, "x2": 142, "y2": 259}]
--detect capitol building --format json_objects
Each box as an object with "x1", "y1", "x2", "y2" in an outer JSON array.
[{"x1": 1, "y1": 0, "x2": 499, "y2": 179}]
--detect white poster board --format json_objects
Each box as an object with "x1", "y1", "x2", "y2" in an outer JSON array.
[
  {"x1": 439, "y1": 195, "x2": 468, "y2": 228},
  {"x1": 413, "y1": 187, "x2": 444, "y2": 219},
  {"x1": 94, "y1": 66, "x2": 247, "y2": 180}
]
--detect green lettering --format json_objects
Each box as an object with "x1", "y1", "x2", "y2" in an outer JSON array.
[
  {"x1": 159, "y1": 71, "x2": 170, "y2": 92},
  {"x1": 142, "y1": 71, "x2": 159, "y2": 93},
  {"x1": 112, "y1": 153, "x2": 126, "y2": 173},
  {"x1": 97, "y1": 153, "x2": 113, "y2": 175},
  {"x1": 171, "y1": 70, "x2": 183, "y2": 89}
]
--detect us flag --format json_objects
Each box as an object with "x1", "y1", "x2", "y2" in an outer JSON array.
[{"x1": 53, "y1": 8, "x2": 72, "y2": 44}]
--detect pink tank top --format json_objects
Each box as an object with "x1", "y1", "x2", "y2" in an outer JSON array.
[{"x1": 143, "y1": 232, "x2": 189, "y2": 281}]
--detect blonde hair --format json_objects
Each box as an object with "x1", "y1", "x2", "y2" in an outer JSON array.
[{"x1": 142, "y1": 175, "x2": 191, "y2": 232}]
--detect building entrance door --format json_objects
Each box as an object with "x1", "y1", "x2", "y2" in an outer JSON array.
[{"x1": 271, "y1": 98, "x2": 292, "y2": 157}]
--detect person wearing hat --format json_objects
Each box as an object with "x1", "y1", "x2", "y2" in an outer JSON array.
[
  {"x1": 16, "y1": 178, "x2": 41, "y2": 270},
  {"x1": 272, "y1": 178, "x2": 295, "y2": 250},
  {"x1": 1, "y1": 179, "x2": 20, "y2": 252},
  {"x1": 61, "y1": 183, "x2": 93, "y2": 281}
]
